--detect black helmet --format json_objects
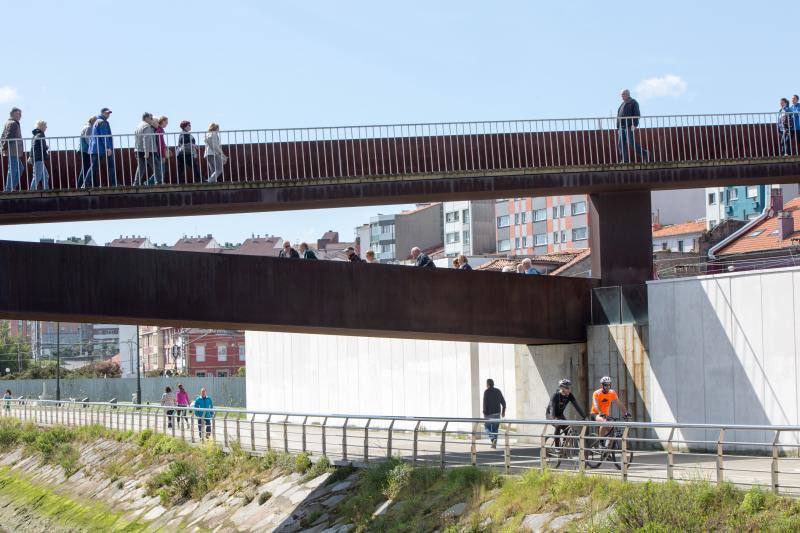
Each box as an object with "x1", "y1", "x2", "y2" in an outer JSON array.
[{"x1": 558, "y1": 379, "x2": 572, "y2": 388}]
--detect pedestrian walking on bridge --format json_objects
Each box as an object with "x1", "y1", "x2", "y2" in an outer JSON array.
[{"x1": 193, "y1": 388, "x2": 214, "y2": 439}]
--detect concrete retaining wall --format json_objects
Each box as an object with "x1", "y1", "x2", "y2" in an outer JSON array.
[{"x1": 0, "y1": 377, "x2": 245, "y2": 407}]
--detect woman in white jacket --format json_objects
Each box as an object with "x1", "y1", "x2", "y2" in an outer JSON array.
[{"x1": 204, "y1": 123, "x2": 228, "y2": 182}]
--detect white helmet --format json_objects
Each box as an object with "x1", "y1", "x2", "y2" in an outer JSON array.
[{"x1": 600, "y1": 376, "x2": 612, "y2": 386}]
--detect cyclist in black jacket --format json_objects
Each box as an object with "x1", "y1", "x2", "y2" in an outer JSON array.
[{"x1": 546, "y1": 379, "x2": 586, "y2": 446}]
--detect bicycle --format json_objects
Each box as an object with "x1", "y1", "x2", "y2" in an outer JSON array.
[
  {"x1": 585, "y1": 416, "x2": 634, "y2": 470},
  {"x1": 544, "y1": 423, "x2": 579, "y2": 469}
]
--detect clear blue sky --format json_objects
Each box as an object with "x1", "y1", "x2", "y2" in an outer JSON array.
[{"x1": 0, "y1": 0, "x2": 791, "y2": 245}]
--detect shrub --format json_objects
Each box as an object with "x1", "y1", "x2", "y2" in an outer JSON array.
[
  {"x1": 0, "y1": 423, "x2": 20, "y2": 447},
  {"x1": 384, "y1": 462, "x2": 413, "y2": 499},
  {"x1": 147, "y1": 459, "x2": 199, "y2": 505},
  {"x1": 302, "y1": 455, "x2": 332, "y2": 482},
  {"x1": 740, "y1": 486, "x2": 766, "y2": 515},
  {"x1": 258, "y1": 491, "x2": 272, "y2": 505},
  {"x1": 294, "y1": 452, "x2": 312, "y2": 474}
]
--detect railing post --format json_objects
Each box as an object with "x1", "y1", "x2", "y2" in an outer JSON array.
[
  {"x1": 621, "y1": 426, "x2": 630, "y2": 481},
  {"x1": 223, "y1": 414, "x2": 229, "y2": 448},
  {"x1": 578, "y1": 425, "x2": 587, "y2": 473},
  {"x1": 236, "y1": 415, "x2": 241, "y2": 448},
  {"x1": 716, "y1": 428, "x2": 725, "y2": 486},
  {"x1": 342, "y1": 418, "x2": 349, "y2": 462},
  {"x1": 321, "y1": 417, "x2": 328, "y2": 457},
  {"x1": 667, "y1": 428, "x2": 675, "y2": 481},
  {"x1": 504, "y1": 423, "x2": 511, "y2": 474},
  {"x1": 283, "y1": 415, "x2": 289, "y2": 453},
  {"x1": 190, "y1": 412, "x2": 196, "y2": 443},
  {"x1": 412, "y1": 421, "x2": 421, "y2": 466},
  {"x1": 772, "y1": 430, "x2": 781, "y2": 494},
  {"x1": 249, "y1": 414, "x2": 255, "y2": 452},
  {"x1": 180, "y1": 410, "x2": 186, "y2": 442},
  {"x1": 440, "y1": 421, "x2": 449, "y2": 470},
  {"x1": 301, "y1": 416, "x2": 308, "y2": 453},
  {"x1": 540, "y1": 424, "x2": 548, "y2": 470},
  {"x1": 470, "y1": 422, "x2": 477, "y2": 466},
  {"x1": 363, "y1": 419, "x2": 371, "y2": 463},
  {"x1": 387, "y1": 420, "x2": 395, "y2": 459},
  {"x1": 265, "y1": 414, "x2": 271, "y2": 451}
]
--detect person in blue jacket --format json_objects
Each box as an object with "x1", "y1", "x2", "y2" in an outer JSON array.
[
  {"x1": 193, "y1": 387, "x2": 214, "y2": 439},
  {"x1": 87, "y1": 107, "x2": 117, "y2": 187},
  {"x1": 791, "y1": 95, "x2": 800, "y2": 152}
]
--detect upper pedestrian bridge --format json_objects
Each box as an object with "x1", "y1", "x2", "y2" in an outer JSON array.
[{"x1": 2, "y1": 112, "x2": 799, "y2": 224}]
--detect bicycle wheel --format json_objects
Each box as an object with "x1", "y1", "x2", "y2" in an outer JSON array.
[
  {"x1": 584, "y1": 437, "x2": 604, "y2": 469},
  {"x1": 562, "y1": 436, "x2": 580, "y2": 469},
  {"x1": 608, "y1": 435, "x2": 634, "y2": 470},
  {"x1": 543, "y1": 436, "x2": 562, "y2": 469}
]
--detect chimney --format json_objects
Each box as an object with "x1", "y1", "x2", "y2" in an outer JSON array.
[
  {"x1": 771, "y1": 187, "x2": 784, "y2": 212},
  {"x1": 779, "y1": 211, "x2": 794, "y2": 240}
]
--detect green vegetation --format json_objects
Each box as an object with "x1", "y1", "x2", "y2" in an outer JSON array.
[{"x1": 0, "y1": 466, "x2": 149, "y2": 531}]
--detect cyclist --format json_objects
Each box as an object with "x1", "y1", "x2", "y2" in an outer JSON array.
[
  {"x1": 590, "y1": 376, "x2": 629, "y2": 439},
  {"x1": 546, "y1": 378, "x2": 586, "y2": 447}
]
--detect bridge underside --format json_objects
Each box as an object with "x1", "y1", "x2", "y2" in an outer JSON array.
[
  {"x1": 1, "y1": 159, "x2": 799, "y2": 225},
  {"x1": 0, "y1": 241, "x2": 598, "y2": 344}
]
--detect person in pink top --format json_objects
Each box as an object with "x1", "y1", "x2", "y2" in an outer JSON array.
[{"x1": 176, "y1": 383, "x2": 190, "y2": 429}]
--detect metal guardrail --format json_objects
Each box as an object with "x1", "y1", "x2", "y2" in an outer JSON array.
[
  {"x1": 3, "y1": 399, "x2": 800, "y2": 495},
  {"x1": 1, "y1": 112, "x2": 798, "y2": 193}
]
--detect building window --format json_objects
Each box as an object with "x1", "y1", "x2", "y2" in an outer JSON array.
[
  {"x1": 572, "y1": 227, "x2": 588, "y2": 241},
  {"x1": 571, "y1": 201, "x2": 587, "y2": 215},
  {"x1": 497, "y1": 215, "x2": 510, "y2": 228},
  {"x1": 521, "y1": 212, "x2": 527, "y2": 224},
  {"x1": 445, "y1": 211, "x2": 460, "y2": 223},
  {"x1": 497, "y1": 239, "x2": 511, "y2": 252},
  {"x1": 709, "y1": 220, "x2": 718, "y2": 229},
  {"x1": 534, "y1": 208, "x2": 547, "y2": 222},
  {"x1": 196, "y1": 372, "x2": 206, "y2": 377},
  {"x1": 514, "y1": 213, "x2": 520, "y2": 225},
  {"x1": 678, "y1": 240, "x2": 684, "y2": 252},
  {"x1": 239, "y1": 345, "x2": 245, "y2": 361},
  {"x1": 746, "y1": 186, "x2": 758, "y2": 199},
  {"x1": 661, "y1": 242, "x2": 668, "y2": 251},
  {"x1": 560, "y1": 205, "x2": 566, "y2": 218},
  {"x1": 218, "y1": 344, "x2": 227, "y2": 362},
  {"x1": 462, "y1": 209, "x2": 470, "y2": 223},
  {"x1": 553, "y1": 231, "x2": 559, "y2": 243},
  {"x1": 534, "y1": 234, "x2": 547, "y2": 246},
  {"x1": 522, "y1": 236, "x2": 528, "y2": 248},
  {"x1": 729, "y1": 188, "x2": 739, "y2": 201},
  {"x1": 561, "y1": 230, "x2": 567, "y2": 242},
  {"x1": 446, "y1": 232, "x2": 460, "y2": 244},
  {"x1": 514, "y1": 237, "x2": 520, "y2": 249},
  {"x1": 218, "y1": 371, "x2": 228, "y2": 378},
  {"x1": 552, "y1": 207, "x2": 559, "y2": 219},
  {"x1": 708, "y1": 192, "x2": 716, "y2": 205},
  {"x1": 195, "y1": 344, "x2": 205, "y2": 362}
]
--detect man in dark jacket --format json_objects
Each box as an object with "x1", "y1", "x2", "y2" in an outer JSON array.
[
  {"x1": 411, "y1": 247, "x2": 436, "y2": 268},
  {"x1": 88, "y1": 107, "x2": 117, "y2": 187},
  {"x1": 345, "y1": 246, "x2": 363, "y2": 262},
  {"x1": 1, "y1": 107, "x2": 23, "y2": 192},
  {"x1": 299, "y1": 242, "x2": 317, "y2": 259},
  {"x1": 279, "y1": 241, "x2": 300, "y2": 258},
  {"x1": 482, "y1": 378, "x2": 506, "y2": 448},
  {"x1": 29, "y1": 122, "x2": 50, "y2": 190},
  {"x1": 617, "y1": 89, "x2": 649, "y2": 163},
  {"x1": 546, "y1": 378, "x2": 586, "y2": 447}
]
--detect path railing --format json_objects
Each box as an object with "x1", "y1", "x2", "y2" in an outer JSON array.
[
  {"x1": 1, "y1": 112, "x2": 798, "y2": 193},
  {"x1": 3, "y1": 399, "x2": 800, "y2": 495}
]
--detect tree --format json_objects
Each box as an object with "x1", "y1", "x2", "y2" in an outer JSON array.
[{"x1": 0, "y1": 321, "x2": 32, "y2": 375}]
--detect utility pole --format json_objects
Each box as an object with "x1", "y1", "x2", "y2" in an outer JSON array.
[
  {"x1": 136, "y1": 325, "x2": 141, "y2": 404},
  {"x1": 56, "y1": 322, "x2": 61, "y2": 401}
]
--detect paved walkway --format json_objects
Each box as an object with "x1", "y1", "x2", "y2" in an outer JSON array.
[{"x1": 6, "y1": 404, "x2": 800, "y2": 496}]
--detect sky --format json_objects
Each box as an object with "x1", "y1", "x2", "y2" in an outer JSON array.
[{"x1": 0, "y1": 0, "x2": 794, "y2": 245}]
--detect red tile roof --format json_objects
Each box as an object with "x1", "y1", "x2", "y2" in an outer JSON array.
[
  {"x1": 476, "y1": 258, "x2": 520, "y2": 271},
  {"x1": 171, "y1": 236, "x2": 219, "y2": 252},
  {"x1": 652, "y1": 220, "x2": 706, "y2": 238},
  {"x1": 223, "y1": 237, "x2": 282, "y2": 256},
  {"x1": 716, "y1": 198, "x2": 800, "y2": 256},
  {"x1": 107, "y1": 237, "x2": 152, "y2": 249},
  {"x1": 550, "y1": 249, "x2": 591, "y2": 275}
]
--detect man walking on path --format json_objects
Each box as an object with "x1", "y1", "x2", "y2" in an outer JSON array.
[
  {"x1": 1, "y1": 107, "x2": 24, "y2": 192},
  {"x1": 617, "y1": 89, "x2": 649, "y2": 163},
  {"x1": 88, "y1": 107, "x2": 117, "y2": 187},
  {"x1": 482, "y1": 378, "x2": 506, "y2": 449}
]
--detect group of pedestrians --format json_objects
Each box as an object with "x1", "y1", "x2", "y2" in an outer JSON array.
[
  {"x1": 159, "y1": 384, "x2": 215, "y2": 438},
  {"x1": 0, "y1": 106, "x2": 227, "y2": 192}
]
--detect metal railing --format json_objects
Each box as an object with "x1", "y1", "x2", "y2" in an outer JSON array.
[
  {"x1": 1, "y1": 112, "x2": 798, "y2": 194},
  {"x1": 3, "y1": 398, "x2": 800, "y2": 495}
]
